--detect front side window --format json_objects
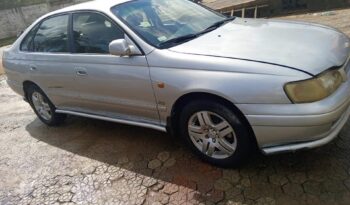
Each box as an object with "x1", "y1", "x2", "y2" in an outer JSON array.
[
  {"x1": 112, "y1": 0, "x2": 225, "y2": 48},
  {"x1": 72, "y1": 12, "x2": 125, "y2": 54},
  {"x1": 32, "y1": 15, "x2": 69, "y2": 53}
]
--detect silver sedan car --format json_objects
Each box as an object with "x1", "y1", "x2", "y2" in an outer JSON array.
[{"x1": 3, "y1": 0, "x2": 350, "y2": 167}]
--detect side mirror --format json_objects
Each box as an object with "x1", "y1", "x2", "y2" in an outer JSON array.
[{"x1": 109, "y1": 39, "x2": 132, "y2": 56}]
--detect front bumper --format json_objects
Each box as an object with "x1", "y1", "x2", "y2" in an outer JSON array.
[
  {"x1": 261, "y1": 103, "x2": 350, "y2": 154},
  {"x1": 237, "y1": 64, "x2": 350, "y2": 155}
]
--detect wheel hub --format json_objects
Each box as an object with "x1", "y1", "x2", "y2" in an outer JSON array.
[
  {"x1": 31, "y1": 91, "x2": 52, "y2": 121},
  {"x1": 188, "y1": 111, "x2": 237, "y2": 159}
]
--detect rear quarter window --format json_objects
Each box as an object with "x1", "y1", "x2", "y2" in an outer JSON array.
[{"x1": 20, "y1": 25, "x2": 38, "y2": 51}]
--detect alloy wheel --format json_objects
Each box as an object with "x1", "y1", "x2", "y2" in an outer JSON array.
[
  {"x1": 188, "y1": 111, "x2": 237, "y2": 159},
  {"x1": 31, "y1": 91, "x2": 52, "y2": 121}
]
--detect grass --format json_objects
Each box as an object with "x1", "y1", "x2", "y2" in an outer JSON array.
[{"x1": 0, "y1": 36, "x2": 17, "y2": 47}]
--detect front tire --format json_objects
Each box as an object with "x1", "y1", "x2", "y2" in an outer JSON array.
[
  {"x1": 179, "y1": 100, "x2": 253, "y2": 167},
  {"x1": 27, "y1": 85, "x2": 66, "y2": 126}
]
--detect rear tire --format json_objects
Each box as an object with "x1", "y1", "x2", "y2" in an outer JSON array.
[
  {"x1": 27, "y1": 85, "x2": 66, "y2": 126},
  {"x1": 179, "y1": 100, "x2": 253, "y2": 167}
]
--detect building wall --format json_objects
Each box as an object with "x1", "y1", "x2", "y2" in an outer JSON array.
[
  {"x1": 0, "y1": 0, "x2": 89, "y2": 39},
  {"x1": 268, "y1": 0, "x2": 350, "y2": 16},
  {"x1": 209, "y1": 0, "x2": 350, "y2": 18}
]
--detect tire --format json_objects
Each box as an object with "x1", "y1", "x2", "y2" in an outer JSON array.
[
  {"x1": 179, "y1": 100, "x2": 254, "y2": 167},
  {"x1": 26, "y1": 85, "x2": 66, "y2": 126}
]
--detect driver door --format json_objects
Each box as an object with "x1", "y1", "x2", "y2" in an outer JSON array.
[{"x1": 68, "y1": 12, "x2": 159, "y2": 124}]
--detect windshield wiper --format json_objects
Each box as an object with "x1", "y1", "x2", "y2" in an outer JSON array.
[
  {"x1": 159, "y1": 17, "x2": 235, "y2": 48},
  {"x1": 202, "y1": 16, "x2": 236, "y2": 33},
  {"x1": 158, "y1": 33, "x2": 199, "y2": 48}
]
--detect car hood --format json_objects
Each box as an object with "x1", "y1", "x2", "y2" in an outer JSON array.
[{"x1": 169, "y1": 18, "x2": 350, "y2": 75}]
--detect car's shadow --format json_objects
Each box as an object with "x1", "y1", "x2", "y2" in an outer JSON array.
[{"x1": 25, "y1": 116, "x2": 350, "y2": 203}]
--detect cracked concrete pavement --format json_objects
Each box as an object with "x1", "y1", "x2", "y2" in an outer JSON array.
[{"x1": 1, "y1": 8, "x2": 350, "y2": 205}]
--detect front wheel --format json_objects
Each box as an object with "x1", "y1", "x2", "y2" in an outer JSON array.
[
  {"x1": 179, "y1": 100, "x2": 254, "y2": 167},
  {"x1": 27, "y1": 85, "x2": 66, "y2": 126}
]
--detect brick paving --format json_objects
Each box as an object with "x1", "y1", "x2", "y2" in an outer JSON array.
[{"x1": 1, "y1": 8, "x2": 350, "y2": 205}]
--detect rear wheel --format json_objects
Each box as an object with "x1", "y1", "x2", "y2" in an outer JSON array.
[
  {"x1": 27, "y1": 85, "x2": 66, "y2": 126},
  {"x1": 179, "y1": 100, "x2": 253, "y2": 167}
]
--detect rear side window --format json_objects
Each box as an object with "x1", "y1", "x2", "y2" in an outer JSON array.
[
  {"x1": 72, "y1": 12, "x2": 124, "y2": 54},
  {"x1": 32, "y1": 15, "x2": 69, "y2": 53},
  {"x1": 20, "y1": 25, "x2": 38, "y2": 51}
]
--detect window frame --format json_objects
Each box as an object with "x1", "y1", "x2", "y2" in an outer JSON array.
[
  {"x1": 20, "y1": 13, "x2": 71, "y2": 54},
  {"x1": 70, "y1": 10, "x2": 127, "y2": 55},
  {"x1": 19, "y1": 10, "x2": 144, "y2": 55}
]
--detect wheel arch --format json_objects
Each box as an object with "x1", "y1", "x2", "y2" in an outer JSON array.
[
  {"x1": 23, "y1": 80, "x2": 40, "y2": 102},
  {"x1": 168, "y1": 92, "x2": 258, "y2": 148}
]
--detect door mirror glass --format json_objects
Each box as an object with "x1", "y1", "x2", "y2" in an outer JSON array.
[{"x1": 109, "y1": 39, "x2": 133, "y2": 56}]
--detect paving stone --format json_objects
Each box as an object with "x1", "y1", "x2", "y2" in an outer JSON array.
[
  {"x1": 148, "y1": 159, "x2": 162, "y2": 169},
  {"x1": 244, "y1": 187, "x2": 262, "y2": 200},
  {"x1": 146, "y1": 191, "x2": 170, "y2": 204},
  {"x1": 322, "y1": 179, "x2": 347, "y2": 193},
  {"x1": 163, "y1": 158, "x2": 176, "y2": 168},
  {"x1": 287, "y1": 172, "x2": 307, "y2": 184},
  {"x1": 214, "y1": 178, "x2": 233, "y2": 191},
  {"x1": 344, "y1": 179, "x2": 350, "y2": 190},
  {"x1": 308, "y1": 170, "x2": 327, "y2": 182},
  {"x1": 282, "y1": 183, "x2": 304, "y2": 197},
  {"x1": 152, "y1": 182, "x2": 165, "y2": 192},
  {"x1": 2, "y1": 43, "x2": 350, "y2": 205},
  {"x1": 225, "y1": 187, "x2": 242, "y2": 199},
  {"x1": 58, "y1": 192, "x2": 73, "y2": 203},
  {"x1": 142, "y1": 177, "x2": 158, "y2": 188},
  {"x1": 223, "y1": 170, "x2": 241, "y2": 184},
  {"x1": 256, "y1": 197, "x2": 276, "y2": 205},
  {"x1": 162, "y1": 183, "x2": 179, "y2": 195},
  {"x1": 303, "y1": 181, "x2": 321, "y2": 195},
  {"x1": 205, "y1": 189, "x2": 224, "y2": 203},
  {"x1": 304, "y1": 194, "x2": 322, "y2": 205},
  {"x1": 241, "y1": 178, "x2": 251, "y2": 187},
  {"x1": 223, "y1": 194, "x2": 245, "y2": 205},
  {"x1": 328, "y1": 167, "x2": 349, "y2": 180},
  {"x1": 157, "y1": 152, "x2": 170, "y2": 162},
  {"x1": 269, "y1": 174, "x2": 289, "y2": 186},
  {"x1": 118, "y1": 157, "x2": 129, "y2": 164},
  {"x1": 106, "y1": 165, "x2": 121, "y2": 174},
  {"x1": 197, "y1": 181, "x2": 214, "y2": 193}
]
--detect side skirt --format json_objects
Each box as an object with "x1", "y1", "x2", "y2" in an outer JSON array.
[{"x1": 55, "y1": 109, "x2": 167, "y2": 132}]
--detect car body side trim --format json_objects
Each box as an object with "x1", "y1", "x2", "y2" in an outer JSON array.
[{"x1": 55, "y1": 109, "x2": 167, "y2": 132}]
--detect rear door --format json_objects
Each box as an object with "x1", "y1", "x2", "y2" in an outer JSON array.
[
  {"x1": 68, "y1": 12, "x2": 159, "y2": 124},
  {"x1": 20, "y1": 14, "x2": 82, "y2": 110}
]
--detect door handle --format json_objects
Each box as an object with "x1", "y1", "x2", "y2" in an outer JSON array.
[
  {"x1": 76, "y1": 70, "x2": 87, "y2": 76},
  {"x1": 29, "y1": 65, "x2": 37, "y2": 71},
  {"x1": 75, "y1": 67, "x2": 88, "y2": 76}
]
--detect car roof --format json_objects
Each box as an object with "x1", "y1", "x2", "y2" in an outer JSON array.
[{"x1": 47, "y1": 0, "x2": 132, "y2": 16}]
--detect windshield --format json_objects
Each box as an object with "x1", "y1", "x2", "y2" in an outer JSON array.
[{"x1": 111, "y1": 0, "x2": 226, "y2": 48}]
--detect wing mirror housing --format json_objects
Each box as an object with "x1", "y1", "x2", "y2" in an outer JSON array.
[{"x1": 109, "y1": 39, "x2": 137, "y2": 57}]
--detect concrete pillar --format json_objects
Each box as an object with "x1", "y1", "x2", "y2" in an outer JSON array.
[
  {"x1": 230, "y1": 9, "x2": 234, "y2": 16},
  {"x1": 242, "y1": 7, "x2": 245, "y2": 18}
]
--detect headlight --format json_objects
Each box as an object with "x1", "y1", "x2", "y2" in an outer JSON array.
[{"x1": 284, "y1": 69, "x2": 344, "y2": 103}]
